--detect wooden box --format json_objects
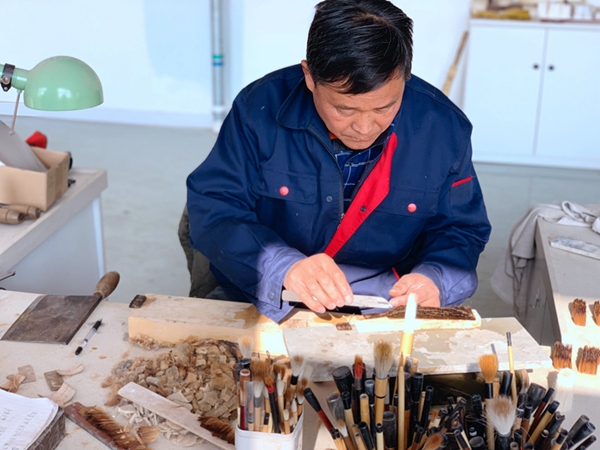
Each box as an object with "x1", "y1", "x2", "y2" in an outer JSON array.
[{"x1": 0, "y1": 147, "x2": 70, "y2": 211}]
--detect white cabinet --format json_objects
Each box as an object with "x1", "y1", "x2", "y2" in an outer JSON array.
[{"x1": 464, "y1": 19, "x2": 600, "y2": 169}]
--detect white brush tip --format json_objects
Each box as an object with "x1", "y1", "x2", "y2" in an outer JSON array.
[{"x1": 554, "y1": 368, "x2": 575, "y2": 413}]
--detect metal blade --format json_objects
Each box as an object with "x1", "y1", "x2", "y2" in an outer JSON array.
[
  {"x1": 1, "y1": 294, "x2": 102, "y2": 344},
  {"x1": 281, "y1": 290, "x2": 392, "y2": 309}
]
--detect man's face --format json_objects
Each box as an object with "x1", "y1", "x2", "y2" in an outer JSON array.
[{"x1": 302, "y1": 61, "x2": 405, "y2": 150}]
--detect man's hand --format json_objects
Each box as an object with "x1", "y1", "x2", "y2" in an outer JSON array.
[
  {"x1": 283, "y1": 254, "x2": 353, "y2": 313},
  {"x1": 389, "y1": 273, "x2": 440, "y2": 307}
]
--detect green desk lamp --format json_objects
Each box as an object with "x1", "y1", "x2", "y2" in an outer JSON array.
[
  {"x1": 1, "y1": 56, "x2": 103, "y2": 111},
  {"x1": 0, "y1": 56, "x2": 103, "y2": 171}
]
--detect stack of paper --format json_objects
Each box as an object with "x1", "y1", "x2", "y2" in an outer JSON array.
[{"x1": 0, "y1": 389, "x2": 59, "y2": 449}]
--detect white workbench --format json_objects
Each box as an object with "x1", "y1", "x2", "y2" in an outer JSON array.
[
  {"x1": 532, "y1": 219, "x2": 600, "y2": 348},
  {"x1": 1, "y1": 289, "x2": 599, "y2": 448},
  {"x1": 0, "y1": 168, "x2": 107, "y2": 296},
  {"x1": 0, "y1": 290, "x2": 334, "y2": 449}
]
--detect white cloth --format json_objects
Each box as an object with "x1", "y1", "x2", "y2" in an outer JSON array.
[{"x1": 491, "y1": 201, "x2": 600, "y2": 320}]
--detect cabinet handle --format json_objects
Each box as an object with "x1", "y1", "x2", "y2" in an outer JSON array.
[
  {"x1": 548, "y1": 65, "x2": 555, "y2": 71},
  {"x1": 533, "y1": 63, "x2": 539, "y2": 70}
]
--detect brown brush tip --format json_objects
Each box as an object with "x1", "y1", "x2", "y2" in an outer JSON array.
[
  {"x1": 572, "y1": 299, "x2": 587, "y2": 326},
  {"x1": 577, "y1": 346, "x2": 600, "y2": 375},
  {"x1": 290, "y1": 355, "x2": 305, "y2": 376},
  {"x1": 250, "y1": 358, "x2": 269, "y2": 383},
  {"x1": 594, "y1": 301, "x2": 600, "y2": 326},
  {"x1": 479, "y1": 353, "x2": 499, "y2": 383},
  {"x1": 237, "y1": 335, "x2": 254, "y2": 359},
  {"x1": 264, "y1": 375, "x2": 275, "y2": 388},
  {"x1": 486, "y1": 395, "x2": 516, "y2": 436},
  {"x1": 300, "y1": 364, "x2": 314, "y2": 384},
  {"x1": 297, "y1": 377, "x2": 309, "y2": 400},
  {"x1": 273, "y1": 362, "x2": 287, "y2": 381},
  {"x1": 374, "y1": 340, "x2": 394, "y2": 379},
  {"x1": 552, "y1": 342, "x2": 573, "y2": 370},
  {"x1": 354, "y1": 354, "x2": 364, "y2": 367},
  {"x1": 81, "y1": 406, "x2": 147, "y2": 450},
  {"x1": 285, "y1": 386, "x2": 295, "y2": 406},
  {"x1": 198, "y1": 416, "x2": 235, "y2": 445},
  {"x1": 421, "y1": 432, "x2": 445, "y2": 450}
]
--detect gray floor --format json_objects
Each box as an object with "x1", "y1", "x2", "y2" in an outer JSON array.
[{"x1": 7, "y1": 115, "x2": 600, "y2": 318}]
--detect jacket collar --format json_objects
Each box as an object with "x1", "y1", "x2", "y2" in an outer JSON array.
[{"x1": 276, "y1": 72, "x2": 331, "y2": 139}]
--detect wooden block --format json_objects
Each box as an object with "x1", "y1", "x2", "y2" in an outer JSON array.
[
  {"x1": 283, "y1": 317, "x2": 552, "y2": 382},
  {"x1": 17, "y1": 364, "x2": 36, "y2": 383},
  {"x1": 43, "y1": 370, "x2": 64, "y2": 392},
  {"x1": 128, "y1": 294, "x2": 482, "y2": 356},
  {"x1": 118, "y1": 382, "x2": 235, "y2": 450}
]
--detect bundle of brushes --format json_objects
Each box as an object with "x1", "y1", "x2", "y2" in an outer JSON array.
[
  {"x1": 476, "y1": 335, "x2": 597, "y2": 450},
  {"x1": 306, "y1": 338, "x2": 456, "y2": 450},
  {"x1": 309, "y1": 328, "x2": 597, "y2": 450},
  {"x1": 232, "y1": 335, "x2": 311, "y2": 436}
]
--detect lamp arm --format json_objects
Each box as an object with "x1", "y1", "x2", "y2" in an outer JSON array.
[{"x1": 1, "y1": 63, "x2": 29, "y2": 92}]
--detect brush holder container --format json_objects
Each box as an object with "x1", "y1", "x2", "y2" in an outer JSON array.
[{"x1": 235, "y1": 413, "x2": 303, "y2": 449}]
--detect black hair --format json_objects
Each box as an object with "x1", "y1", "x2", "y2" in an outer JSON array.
[{"x1": 306, "y1": 0, "x2": 413, "y2": 94}]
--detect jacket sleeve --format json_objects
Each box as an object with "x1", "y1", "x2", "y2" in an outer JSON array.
[
  {"x1": 186, "y1": 97, "x2": 306, "y2": 311},
  {"x1": 409, "y1": 138, "x2": 491, "y2": 307}
]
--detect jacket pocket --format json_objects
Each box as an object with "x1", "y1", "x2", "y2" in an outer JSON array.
[
  {"x1": 253, "y1": 168, "x2": 318, "y2": 204},
  {"x1": 375, "y1": 186, "x2": 438, "y2": 218}
]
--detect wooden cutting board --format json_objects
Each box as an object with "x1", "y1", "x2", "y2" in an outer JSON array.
[{"x1": 128, "y1": 294, "x2": 481, "y2": 356}]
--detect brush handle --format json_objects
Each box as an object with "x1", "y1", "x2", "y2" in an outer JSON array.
[
  {"x1": 530, "y1": 388, "x2": 555, "y2": 432},
  {"x1": 397, "y1": 371, "x2": 406, "y2": 450},
  {"x1": 267, "y1": 388, "x2": 280, "y2": 433},
  {"x1": 361, "y1": 394, "x2": 371, "y2": 427},
  {"x1": 420, "y1": 386, "x2": 434, "y2": 430},
  {"x1": 382, "y1": 411, "x2": 397, "y2": 449},
  {"x1": 304, "y1": 387, "x2": 334, "y2": 431},
  {"x1": 354, "y1": 425, "x2": 368, "y2": 450},
  {"x1": 500, "y1": 371, "x2": 513, "y2": 397},
  {"x1": 376, "y1": 423, "x2": 384, "y2": 450},
  {"x1": 496, "y1": 433, "x2": 511, "y2": 450},
  {"x1": 374, "y1": 377, "x2": 388, "y2": 425},
  {"x1": 485, "y1": 398, "x2": 495, "y2": 450},
  {"x1": 333, "y1": 366, "x2": 354, "y2": 395},
  {"x1": 528, "y1": 401, "x2": 559, "y2": 444},
  {"x1": 359, "y1": 421, "x2": 375, "y2": 450}
]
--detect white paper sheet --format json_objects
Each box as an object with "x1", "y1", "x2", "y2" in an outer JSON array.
[
  {"x1": 0, "y1": 120, "x2": 47, "y2": 172},
  {"x1": 0, "y1": 390, "x2": 58, "y2": 450}
]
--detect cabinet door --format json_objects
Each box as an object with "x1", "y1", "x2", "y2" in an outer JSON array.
[
  {"x1": 464, "y1": 25, "x2": 546, "y2": 160},
  {"x1": 536, "y1": 28, "x2": 600, "y2": 164}
]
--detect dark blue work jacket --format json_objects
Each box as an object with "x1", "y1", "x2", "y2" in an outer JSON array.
[{"x1": 187, "y1": 64, "x2": 491, "y2": 322}]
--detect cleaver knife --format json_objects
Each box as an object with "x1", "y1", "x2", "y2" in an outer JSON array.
[
  {"x1": 1, "y1": 271, "x2": 120, "y2": 345},
  {"x1": 282, "y1": 289, "x2": 392, "y2": 309}
]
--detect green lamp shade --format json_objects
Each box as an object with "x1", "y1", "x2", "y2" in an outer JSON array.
[{"x1": 24, "y1": 56, "x2": 103, "y2": 111}]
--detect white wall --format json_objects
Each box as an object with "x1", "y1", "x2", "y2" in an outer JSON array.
[{"x1": 0, "y1": 0, "x2": 470, "y2": 129}]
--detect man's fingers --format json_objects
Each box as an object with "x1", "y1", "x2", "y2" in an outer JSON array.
[
  {"x1": 283, "y1": 254, "x2": 351, "y2": 311},
  {"x1": 294, "y1": 288, "x2": 327, "y2": 313}
]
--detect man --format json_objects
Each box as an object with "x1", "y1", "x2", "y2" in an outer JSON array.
[{"x1": 185, "y1": 0, "x2": 491, "y2": 322}]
